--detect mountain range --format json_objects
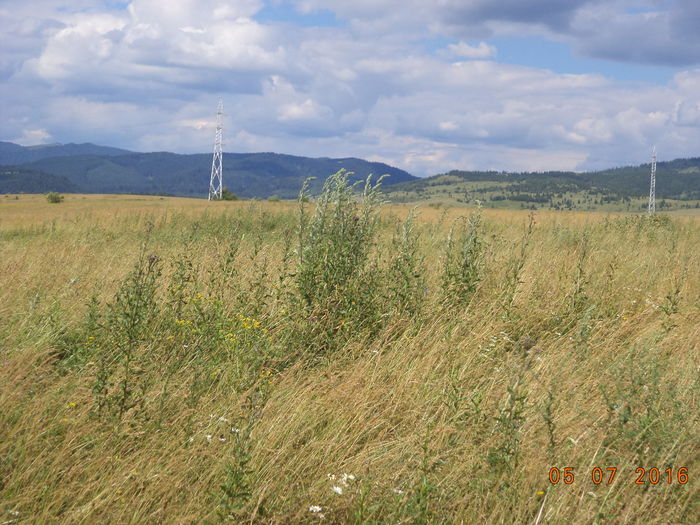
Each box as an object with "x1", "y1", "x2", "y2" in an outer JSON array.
[
  {"x1": 1, "y1": 141, "x2": 699, "y2": 211},
  {"x1": 0, "y1": 142, "x2": 416, "y2": 198}
]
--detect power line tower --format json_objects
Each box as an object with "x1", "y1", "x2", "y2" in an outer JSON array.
[
  {"x1": 647, "y1": 146, "x2": 656, "y2": 215},
  {"x1": 208, "y1": 98, "x2": 224, "y2": 200}
]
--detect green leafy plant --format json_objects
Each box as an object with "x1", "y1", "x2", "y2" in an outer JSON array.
[
  {"x1": 441, "y1": 207, "x2": 483, "y2": 306},
  {"x1": 46, "y1": 192, "x2": 64, "y2": 203},
  {"x1": 221, "y1": 188, "x2": 239, "y2": 201}
]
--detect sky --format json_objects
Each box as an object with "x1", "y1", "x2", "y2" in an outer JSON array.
[{"x1": 1, "y1": 0, "x2": 699, "y2": 176}]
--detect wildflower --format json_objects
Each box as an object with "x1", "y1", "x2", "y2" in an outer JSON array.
[
  {"x1": 206, "y1": 434, "x2": 212, "y2": 442},
  {"x1": 392, "y1": 489, "x2": 404, "y2": 495},
  {"x1": 536, "y1": 490, "x2": 545, "y2": 497},
  {"x1": 331, "y1": 485, "x2": 343, "y2": 495},
  {"x1": 339, "y1": 473, "x2": 355, "y2": 486},
  {"x1": 9, "y1": 509, "x2": 20, "y2": 516},
  {"x1": 309, "y1": 505, "x2": 323, "y2": 513},
  {"x1": 218, "y1": 416, "x2": 230, "y2": 423}
]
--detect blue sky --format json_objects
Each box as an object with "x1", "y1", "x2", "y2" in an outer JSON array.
[{"x1": 1, "y1": 0, "x2": 699, "y2": 175}]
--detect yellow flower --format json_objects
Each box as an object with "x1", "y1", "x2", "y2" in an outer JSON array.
[{"x1": 536, "y1": 490, "x2": 546, "y2": 497}]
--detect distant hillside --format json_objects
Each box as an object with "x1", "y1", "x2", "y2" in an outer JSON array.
[
  {"x1": 0, "y1": 166, "x2": 83, "y2": 194},
  {"x1": 384, "y1": 158, "x2": 700, "y2": 212},
  {"x1": 0, "y1": 142, "x2": 416, "y2": 198},
  {"x1": 0, "y1": 142, "x2": 132, "y2": 165}
]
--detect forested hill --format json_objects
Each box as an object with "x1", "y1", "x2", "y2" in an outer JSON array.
[
  {"x1": 0, "y1": 141, "x2": 132, "y2": 165},
  {"x1": 0, "y1": 166, "x2": 81, "y2": 194},
  {"x1": 2, "y1": 140, "x2": 698, "y2": 211},
  {"x1": 0, "y1": 142, "x2": 416, "y2": 198},
  {"x1": 384, "y1": 157, "x2": 700, "y2": 212}
]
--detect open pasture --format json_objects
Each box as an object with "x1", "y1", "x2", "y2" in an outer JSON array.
[{"x1": 1, "y1": 184, "x2": 698, "y2": 524}]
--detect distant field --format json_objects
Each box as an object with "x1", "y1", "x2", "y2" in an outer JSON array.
[
  {"x1": 1, "y1": 189, "x2": 698, "y2": 524},
  {"x1": 383, "y1": 159, "x2": 700, "y2": 214},
  {"x1": 385, "y1": 179, "x2": 700, "y2": 215}
]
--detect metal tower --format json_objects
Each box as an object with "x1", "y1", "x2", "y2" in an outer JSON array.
[
  {"x1": 208, "y1": 98, "x2": 223, "y2": 200},
  {"x1": 647, "y1": 146, "x2": 656, "y2": 215}
]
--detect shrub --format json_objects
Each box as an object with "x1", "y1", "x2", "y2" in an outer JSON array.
[
  {"x1": 440, "y1": 208, "x2": 483, "y2": 306},
  {"x1": 46, "y1": 192, "x2": 64, "y2": 203},
  {"x1": 384, "y1": 209, "x2": 426, "y2": 317},
  {"x1": 221, "y1": 188, "x2": 239, "y2": 201},
  {"x1": 294, "y1": 170, "x2": 386, "y2": 355}
]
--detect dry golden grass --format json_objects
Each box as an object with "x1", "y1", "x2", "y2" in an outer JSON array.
[{"x1": 1, "y1": 194, "x2": 698, "y2": 524}]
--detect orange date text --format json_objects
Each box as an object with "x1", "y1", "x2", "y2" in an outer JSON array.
[{"x1": 548, "y1": 467, "x2": 688, "y2": 485}]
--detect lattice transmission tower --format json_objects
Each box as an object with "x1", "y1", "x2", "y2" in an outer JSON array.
[
  {"x1": 647, "y1": 146, "x2": 656, "y2": 215},
  {"x1": 208, "y1": 98, "x2": 224, "y2": 200}
]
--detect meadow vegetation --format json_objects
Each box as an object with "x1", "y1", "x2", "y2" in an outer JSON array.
[{"x1": 1, "y1": 174, "x2": 698, "y2": 523}]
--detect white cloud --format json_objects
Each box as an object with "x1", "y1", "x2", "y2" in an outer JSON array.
[
  {"x1": 447, "y1": 41, "x2": 496, "y2": 59},
  {"x1": 13, "y1": 128, "x2": 53, "y2": 145},
  {"x1": 0, "y1": 1, "x2": 698, "y2": 176}
]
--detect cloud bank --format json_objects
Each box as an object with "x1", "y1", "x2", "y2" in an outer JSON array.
[{"x1": 1, "y1": 0, "x2": 699, "y2": 175}]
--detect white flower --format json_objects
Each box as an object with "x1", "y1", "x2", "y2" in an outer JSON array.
[
  {"x1": 205, "y1": 434, "x2": 212, "y2": 442},
  {"x1": 392, "y1": 489, "x2": 404, "y2": 495},
  {"x1": 309, "y1": 505, "x2": 323, "y2": 513},
  {"x1": 218, "y1": 416, "x2": 230, "y2": 423},
  {"x1": 231, "y1": 428, "x2": 240, "y2": 434},
  {"x1": 331, "y1": 485, "x2": 343, "y2": 495}
]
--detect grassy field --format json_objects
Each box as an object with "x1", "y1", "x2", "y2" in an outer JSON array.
[
  {"x1": 1, "y1": 182, "x2": 699, "y2": 524},
  {"x1": 383, "y1": 175, "x2": 700, "y2": 214}
]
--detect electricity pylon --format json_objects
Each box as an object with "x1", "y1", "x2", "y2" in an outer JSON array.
[
  {"x1": 208, "y1": 98, "x2": 223, "y2": 200},
  {"x1": 647, "y1": 146, "x2": 656, "y2": 215}
]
